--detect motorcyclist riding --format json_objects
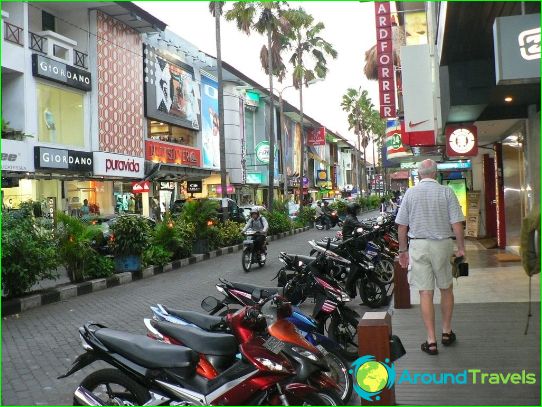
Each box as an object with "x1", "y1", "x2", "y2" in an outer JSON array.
[
  {"x1": 322, "y1": 201, "x2": 332, "y2": 229},
  {"x1": 315, "y1": 201, "x2": 325, "y2": 227},
  {"x1": 242, "y1": 207, "x2": 269, "y2": 260},
  {"x1": 342, "y1": 202, "x2": 363, "y2": 238}
]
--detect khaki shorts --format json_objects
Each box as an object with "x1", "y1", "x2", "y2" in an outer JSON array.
[{"x1": 408, "y1": 239, "x2": 454, "y2": 290}]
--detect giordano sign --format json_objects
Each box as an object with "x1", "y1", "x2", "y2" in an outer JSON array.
[{"x1": 32, "y1": 54, "x2": 92, "y2": 91}]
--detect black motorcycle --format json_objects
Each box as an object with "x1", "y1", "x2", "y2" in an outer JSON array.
[
  {"x1": 315, "y1": 211, "x2": 343, "y2": 230},
  {"x1": 242, "y1": 230, "x2": 267, "y2": 272}
]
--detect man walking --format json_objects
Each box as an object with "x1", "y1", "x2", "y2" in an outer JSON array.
[{"x1": 395, "y1": 159, "x2": 465, "y2": 355}]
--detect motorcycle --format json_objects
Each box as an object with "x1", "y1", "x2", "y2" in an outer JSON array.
[
  {"x1": 315, "y1": 211, "x2": 343, "y2": 230},
  {"x1": 242, "y1": 230, "x2": 267, "y2": 272},
  {"x1": 147, "y1": 294, "x2": 350, "y2": 401},
  {"x1": 60, "y1": 308, "x2": 340, "y2": 405},
  {"x1": 152, "y1": 290, "x2": 353, "y2": 401}
]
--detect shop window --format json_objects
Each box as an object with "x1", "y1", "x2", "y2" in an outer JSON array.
[
  {"x1": 2, "y1": 179, "x2": 34, "y2": 210},
  {"x1": 148, "y1": 120, "x2": 196, "y2": 146},
  {"x1": 113, "y1": 181, "x2": 142, "y2": 215},
  {"x1": 42, "y1": 11, "x2": 55, "y2": 32},
  {"x1": 36, "y1": 83, "x2": 84, "y2": 147}
]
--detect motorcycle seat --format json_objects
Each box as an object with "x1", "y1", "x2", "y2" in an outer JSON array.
[
  {"x1": 284, "y1": 254, "x2": 316, "y2": 265},
  {"x1": 163, "y1": 308, "x2": 225, "y2": 331},
  {"x1": 95, "y1": 328, "x2": 198, "y2": 369},
  {"x1": 151, "y1": 320, "x2": 238, "y2": 356},
  {"x1": 226, "y1": 281, "x2": 284, "y2": 298},
  {"x1": 316, "y1": 241, "x2": 340, "y2": 250}
]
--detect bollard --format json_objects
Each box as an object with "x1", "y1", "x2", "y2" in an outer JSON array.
[
  {"x1": 358, "y1": 312, "x2": 395, "y2": 405},
  {"x1": 393, "y1": 257, "x2": 411, "y2": 309}
]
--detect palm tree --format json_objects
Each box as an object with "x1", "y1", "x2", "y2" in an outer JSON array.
[
  {"x1": 369, "y1": 109, "x2": 386, "y2": 194},
  {"x1": 282, "y1": 7, "x2": 337, "y2": 206},
  {"x1": 225, "y1": 2, "x2": 290, "y2": 207},
  {"x1": 341, "y1": 88, "x2": 375, "y2": 193},
  {"x1": 209, "y1": 1, "x2": 228, "y2": 220}
]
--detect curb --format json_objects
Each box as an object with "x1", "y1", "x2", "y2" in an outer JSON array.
[{"x1": 2, "y1": 226, "x2": 311, "y2": 317}]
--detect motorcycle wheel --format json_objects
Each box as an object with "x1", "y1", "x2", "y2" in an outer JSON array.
[
  {"x1": 321, "y1": 347, "x2": 353, "y2": 402},
  {"x1": 328, "y1": 313, "x2": 359, "y2": 360},
  {"x1": 375, "y1": 259, "x2": 394, "y2": 284},
  {"x1": 242, "y1": 248, "x2": 252, "y2": 272},
  {"x1": 75, "y1": 368, "x2": 149, "y2": 406},
  {"x1": 358, "y1": 276, "x2": 386, "y2": 308},
  {"x1": 258, "y1": 255, "x2": 266, "y2": 268}
]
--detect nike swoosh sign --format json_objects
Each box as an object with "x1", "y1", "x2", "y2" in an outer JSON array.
[{"x1": 409, "y1": 120, "x2": 429, "y2": 128}]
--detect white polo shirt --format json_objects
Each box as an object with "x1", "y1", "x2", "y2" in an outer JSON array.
[{"x1": 395, "y1": 178, "x2": 465, "y2": 240}]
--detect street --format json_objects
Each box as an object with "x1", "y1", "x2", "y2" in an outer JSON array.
[{"x1": 2, "y1": 211, "x2": 379, "y2": 406}]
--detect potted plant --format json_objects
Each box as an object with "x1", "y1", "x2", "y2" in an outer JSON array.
[
  {"x1": 2, "y1": 119, "x2": 33, "y2": 141},
  {"x1": 108, "y1": 215, "x2": 151, "y2": 272},
  {"x1": 178, "y1": 199, "x2": 219, "y2": 254}
]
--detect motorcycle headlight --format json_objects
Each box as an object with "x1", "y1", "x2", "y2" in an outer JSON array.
[
  {"x1": 256, "y1": 357, "x2": 285, "y2": 371},
  {"x1": 291, "y1": 346, "x2": 319, "y2": 361}
]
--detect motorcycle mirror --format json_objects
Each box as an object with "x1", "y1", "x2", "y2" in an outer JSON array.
[{"x1": 201, "y1": 296, "x2": 220, "y2": 312}]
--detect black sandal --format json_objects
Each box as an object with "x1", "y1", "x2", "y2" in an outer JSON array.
[
  {"x1": 421, "y1": 341, "x2": 438, "y2": 355},
  {"x1": 442, "y1": 331, "x2": 456, "y2": 346}
]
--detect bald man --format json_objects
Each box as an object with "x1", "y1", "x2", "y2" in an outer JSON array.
[{"x1": 395, "y1": 159, "x2": 465, "y2": 355}]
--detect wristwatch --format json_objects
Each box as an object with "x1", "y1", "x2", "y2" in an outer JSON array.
[{"x1": 399, "y1": 249, "x2": 408, "y2": 253}]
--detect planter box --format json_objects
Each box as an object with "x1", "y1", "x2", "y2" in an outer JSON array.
[{"x1": 114, "y1": 255, "x2": 141, "y2": 273}]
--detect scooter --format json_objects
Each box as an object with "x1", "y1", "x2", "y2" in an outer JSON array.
[{"x1": 242, "y1": 230, "x2": 267, "y2": 272}]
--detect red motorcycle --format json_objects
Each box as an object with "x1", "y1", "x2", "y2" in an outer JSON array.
[
  {"x1": 60, "y1": 300, "x2": 339, "y2": 405},
  {"x1": 145, "y1": 294, "x2": 341, "y2": 404}
]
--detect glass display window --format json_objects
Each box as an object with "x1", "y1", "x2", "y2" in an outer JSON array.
[{"x1": 148, "y1": 120, "x2": 196, "y2": 146}]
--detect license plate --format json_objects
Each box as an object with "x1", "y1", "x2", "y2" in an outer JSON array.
[
  {"x1": 316, "y1": 344, "x2": 329, "y2": 356},
  {"x1": 263, "y1": 337, "x2": 285, "y2": 354}
]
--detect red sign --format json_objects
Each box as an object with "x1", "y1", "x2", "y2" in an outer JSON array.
[
  {"x1": 145, "y1": 140, "x2": 202, "y2": 167},
  {"x1": 400, "y1": 121, "x2": 435, "y2": 147},
  {"x1": 307, "y1": 127, "x2": 326, "y2": 146},
  {"x1": 375, "y1": 1, "x2": 396, "y2": 118},
  {"x1": 132, "y1": 181, "x2": 150, "y2": 194},
  {"x1": 446, "y1": 125, "x2": 478, "y2": 157}
]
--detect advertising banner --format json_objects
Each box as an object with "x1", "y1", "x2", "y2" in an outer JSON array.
[
  {"x1": 385, "y1": 119, "x2": 411, "y2": 160},
  {"x1": 143, "y1": 44, "x2": 200, "y2": 130},
  {"x1": 201, "y1": 75, "x2": 220, "y2": 170}
]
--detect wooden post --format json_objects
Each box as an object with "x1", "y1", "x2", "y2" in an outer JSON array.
[
  {"x1": 393, "y1": 257, "x2": 411, "y2": 309},
  {"x1": 358, "y1": 312, "x2": 395, "y2": 405}
]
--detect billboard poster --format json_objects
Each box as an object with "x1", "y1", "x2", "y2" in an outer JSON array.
[
  {"x1": 293, "y1": 123, "x2": 302, "y2": 176},
  {"x1": 282, "y1": 118, "x2": 296, "y2": 176},
  {"x1": 143, "y1": 44, "x2": 200, "y2": 130},
  {"x1": 201, "y1": 75, "x2": 220, "y2": 169},
  {"x1": 444, "y1": 179, "x2": 467, "y2": 217}
]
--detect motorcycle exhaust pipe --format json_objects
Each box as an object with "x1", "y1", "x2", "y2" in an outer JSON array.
[{"x1": 74, "y1": 386, "x2": 105, "y2": 406}]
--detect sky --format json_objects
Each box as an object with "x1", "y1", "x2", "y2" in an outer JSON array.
[{"x1": 136, "y1": 1, "x2": 380, "y2": 162}]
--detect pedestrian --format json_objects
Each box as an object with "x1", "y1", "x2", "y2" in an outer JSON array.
[
  {"x1": 128, "y1": 195, "x2": 136, "y2": 213},
  {"x1": 395, "y1": 159, "x2": 465, "y2": 356},
  {"x1": 380, "y1": 197, "x2": 387, "y2": 213}
]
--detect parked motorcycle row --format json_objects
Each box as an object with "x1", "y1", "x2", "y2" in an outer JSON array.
[{"x1": 59, "y1": 214, "x2": 401, "y2": 406}]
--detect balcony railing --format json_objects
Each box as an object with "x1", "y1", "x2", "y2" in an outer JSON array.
[
  {"x1": 29, "y1": 31, "x2": 46, "y2": 53},
  {"x1": 74, "y1": 49, "x2": 88, "y2": 69},
  {"x1": 4, "y1": 21, "x2": 23, "y2": 46}
]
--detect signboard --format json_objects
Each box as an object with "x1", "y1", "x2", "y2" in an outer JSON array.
[
  {"x1": 187, "y1": 180, "x2": 203, "y2": 193},
  {"x1": 246, "y1": 172, "x2": 263, "y2": 184},
  {"x1": 132, "y1": 180, "x2": 150, "y2": 194},
  {"x1": 493, "y1": 14, "x2": 541, "y2": 85},
  {"x1": 385, "y1": 119, "x2": 411, "y2": 160},
  {"x1": 46, "y1": 197, "x2": 57, "y2": 227},
  {"x1": 159, "y1": 182, "x2": 175, "y2": 190},
  {"x1": 143, "y1": 44, "x2": 200, "y2": 130},
  {"x1": 255, "y1": 140, "x2": 276, "y2": 164},
  {"x1": 1, "y1": 139, "x2": 35, "y2": 172},
  {"x1": 307, "y1": 127, "x2": 326, "y2": 146},
  {"x1": 35, "y1": 147, "x2": 93, "y2": 172},
  {"x1": 400, "y1": 161, "x2": 472, "y2": 170},
  {"x1": 145, "y1": 140, "x2": 201, "y2": 167},
  {"x1": 215, "y1": 185, "x2": 235, "y2": 194},
  {"x1": 446, "y1": 125, "x2": 478, "y2": 157},
  {"x1": 32, "y1": 54, "x2": 91, "y2": 91},
  {"x1": 201, "y1": 75, "x2": 220, "y2": 170},
  {"x1": 317, "y1": 169, "x2": 327, "y2": 181},
  {"x1": 93, "y1": 152, "x2": 144, "y2": 178},
  {"x1": 374, "y1": 1, "x2": 396, "y2": 118},
  {"x1": 401, "y1": 44, "x2": 436, "y2": 145}
]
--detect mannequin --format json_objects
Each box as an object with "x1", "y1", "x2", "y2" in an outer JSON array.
[{"x1": 43, "y1": 94, "x2": 57, "y2": 143}]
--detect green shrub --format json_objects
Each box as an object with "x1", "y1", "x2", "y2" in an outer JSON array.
[
  {"x1": 142, "y1": 245, "x2": 173, "y2": 267},
  {"x1": 271, "y1": 199, "x2": 288, "y2": 213},
  {"x1": 297, "y1": 206, "x2": 316, "y2": 226},
  {"x1": 265, "y1": 210, "x2": 292, "y2": 235},
  {"x1": 152, "y1": 215, "x2": 194, "y2": 259},
  {"x1": 84, "y1": 255, "x2": 115, "y2": 280},
  {"x1": 2, "y1": 210, "x2": 59, "y2": 297},
  {"x1": 217, "y1": 220, "x2": 243, "y2": 247},
  {"x1": 56, "y1": 212, "x2": 104, "y2": 283},
  {"x1": 178, "y1": 199, "x2": 219, "y2": 244},
  {"x1": 108, "y1": 215, "x2": 151, "y2": 256},
  {"x1": 368, "y1": 195, "x2": 381, "y2": 209}
]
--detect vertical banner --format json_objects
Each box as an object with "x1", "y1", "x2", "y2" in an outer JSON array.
[
  {"x1": 201, "y1": 75, "x2": 220, "y2": 170},
  {"x1": 385, "y1": 119, "x2": 411, "y2": 160},
  {"x1": 375, "y1": 1, "x2": 396, "y2": 118}
]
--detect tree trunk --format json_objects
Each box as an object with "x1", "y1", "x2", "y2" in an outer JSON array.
[
  {"x1": 267, "y1": 27, "x2": 275, "y2": 208},
  {"x1": 215, "y1": 3, "x2": 228, "y2": 221},
  {"x1": 362, "y1": 146, "x2": 367, "y2": 196},
  {"x1": 372, "y1": 136, "x2": 378, "y2": 195},
  {"x1": 280, "y1": 93, "x2": 288, "y2": 200},
  {"x1": 298, "y1": 47, "x2": 305, "y2": 208}
]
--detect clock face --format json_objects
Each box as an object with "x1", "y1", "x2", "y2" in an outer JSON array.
[{"x1": 449, "y1": 128, "x2": 475, "y2": 154}]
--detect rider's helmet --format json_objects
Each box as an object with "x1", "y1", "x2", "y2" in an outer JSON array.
[
  {"x1": 250, "y1": 207, "x2": 260, "y2": 216},
  {"x1": 346, "y1": 202, "x2": 361, "y2": 216}
]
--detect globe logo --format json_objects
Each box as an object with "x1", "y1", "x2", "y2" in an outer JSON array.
[{"x1": 350, "y1": 355, "x2": 396, "y2": 401}]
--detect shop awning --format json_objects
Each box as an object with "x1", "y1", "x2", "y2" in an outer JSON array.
[{"x1": 145, "y1": 162, "x2": 213, "y2": 181}]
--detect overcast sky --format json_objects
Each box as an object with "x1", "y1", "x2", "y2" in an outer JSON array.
[{"x1": 136, "y1": 1, "x2": 380, "y2": 162}]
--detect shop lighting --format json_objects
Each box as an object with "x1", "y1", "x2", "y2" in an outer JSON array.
[{"x1": 504, "y1": 96, "x2": 513, "y2": 102}]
